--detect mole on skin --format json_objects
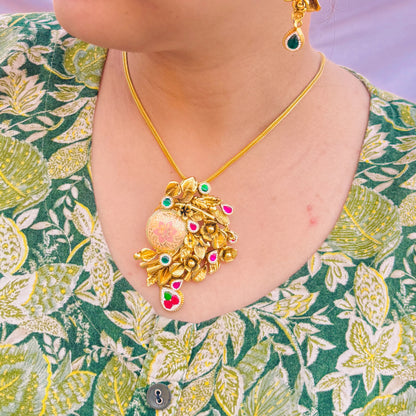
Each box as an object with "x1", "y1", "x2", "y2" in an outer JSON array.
[{"x1": 307, "y1": 204, "x2": 318, "y2": 226}]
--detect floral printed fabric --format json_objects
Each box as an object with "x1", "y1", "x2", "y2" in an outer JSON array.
[{"x1": 0, "y1": 12, "x2": 415, "y2": 416}]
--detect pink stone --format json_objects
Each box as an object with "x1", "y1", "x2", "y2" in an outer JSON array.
[
  {"x1": 188, "y1": 221, "x2": 199, "y2": 233},
  {"x1": 222, "y1": 204, "x2": 233, "y2": 215},
  {"x1": 172, "y1": 281, "x2": 181, "y2": 290},
  {"x1": 208, "y1": 251, "x2": 218, "y2": 264}
]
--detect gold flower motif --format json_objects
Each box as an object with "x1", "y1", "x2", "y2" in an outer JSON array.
[{"x1": 200, "y1": 221, "x2": 220, "y2": 242}]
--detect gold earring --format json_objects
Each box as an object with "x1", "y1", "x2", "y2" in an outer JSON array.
[{"x1": 283, "y1": 0, "x2": 321, "y2": 51}]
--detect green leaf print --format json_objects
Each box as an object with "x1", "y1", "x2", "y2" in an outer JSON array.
[
  {"x1": 49, "y1": 84, "x2": 85, "y2": 103},
  {"x1": 395, "y1": 103, "x2": 416, "y2": 128},
  {"x1": 358, "y1": 386, "x2": 416, "y2": 416},
  {"x1": 214, "y1": 365, "x2": 244, "y2": 416},
  {"x1": 354, "y1": 263, "x2": 389, "y2": 328},
  {"x1": 0, "y1": 339, "x2": 51, "y2": 416},
  {"x1": 105, "y1": 290, "x2": 156, "y2": 349},
  {"x1": 399, "y1": 192, "x2": 416, "y2": 226},
  {"x1": 384, "y1": 314, "x2": 416, "y2": 394},
  {"x1": 0, "y1": 273, "x2": 34, "y2": 324},
  {"x1": 52, "y1": 98, "x2": 95, "y2": 144},
  {"x1": 236, "y1": 340, "x2": 271, "y2": 392},
  {"x1": 124, "y1": 290, "x2": 155, "y2": 345},
  {"x1": 186, "y1": 316, "x2": 235, "y2": 382},
  {"x1": 63, "y1": 40, "x2": 107, "y2": 89},
  {"x1": 150, "y1": 325, "x2": 194, "y2": 380},
  {"x1": 242, "y1": 367, "x2": 298, "y2": 416},
  {"x1": 0, "y1": 68, "x2": 45, "y2": 116},
  {"x1": 0, "y1": 214, "x2": 28, "y2": 275},
  {"x1": 336, "y1": 319, "x2": 400, "y2": 394},
  {"x1": 400, "y1": 172, "x2": 416, "y2": 190},
  {"x1": 360, "y1": 124, "x2": 389, "y2": 163},
  {"x1": 322, "y1": 252, "x2": 354, "y2": 292},
  {"x1": 93, "y1": 356, "x2": 138, "y2": 416},
  {"x1": 19, "y1": 315, "x2": 68, "y2": 340},
  {"x1": 327, "y1": 185, "x2": 402, "y2": 264},
  {"x1": 316, "y1": 372, "x2": 352, "y2": 413},
  {"x1": 47, "y1": 139, "x2": 90, "y2": 179},
  {"x1": 72, "y1": 201, "x2": 94, "y2": 237},
  {"x1": 222, "y1": 313, "x2": 246, "y2": 358},
  {"x1": 0, "y1": 26, "x2": 21, "y2": 65},
  {"x1": 43, "y1": 354, "x2": 95, "y2": 416},
  {"x1": 91, "y1": 257, "x2": 114, "y2": 308},
  {"x1": 0, "y1": 135, "x2": 50, "y2": 215},
  {"x1": 177, "y1": 369, "x2": 216, "y2": 416},
  {"x1": 24, "y1": 263, "x2": 82, "y2": 317}
]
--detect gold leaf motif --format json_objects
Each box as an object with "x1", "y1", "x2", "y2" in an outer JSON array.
[
  {"x1": 147, "y1": 273, "x2": 158, "y2": 287},
  {"x1": 194, "y1": 244, "x2": 207, "y2": 259},
  {"x1": 158, "y1": 268, "x2": 171, "y2": 286},
  {"x1": 139, "y1": 248, "x2": 157, "y2": 261},
  {"x1": 212, "y1": 232, "x2": 227, "y2": 249},
  {"x1": 181, "y1": 177, "x2": 198, "y2": 194},
  {"x1": 170, "y1": 263, "x2": 185, "y2": 278},
  {"x1": 208, "y1": 261, "x2": 220, "y2": 274},
  {"x1": 214, "y1": 209, "x2": 230, "y2": 227},
  {"x1": 165, "y1": 181, "x2": 181, "y2": 197},
  {"x1": 192, "y1": 268, "x2": 207, "y2": 282},
  {"x1": 190, "y1": 211, "x2": 204, "y2": 221}
]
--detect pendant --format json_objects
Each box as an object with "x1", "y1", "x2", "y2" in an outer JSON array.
[
  {"x1": 283, "y1": 27, "x2": 304, "y2": 52},
  {"x1": 134, "y1": 177, "x2": 238, "y2": 312}
]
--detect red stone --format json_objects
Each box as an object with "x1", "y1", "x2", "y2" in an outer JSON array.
[
  {"x1": 189, "y1": 222, "x2": 198, "y2": 232},
  {"x1": 164, "y1": 300, "x2": 173, "y2": 310},
  {"x1": 172, "y1": 295, "x2": 180, "y2": 305}
]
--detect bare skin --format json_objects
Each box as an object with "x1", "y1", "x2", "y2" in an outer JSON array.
[{"x1": 53, "y1": 0, "x2": 370, "y2": 323}]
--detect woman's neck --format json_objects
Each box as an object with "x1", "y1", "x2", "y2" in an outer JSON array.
[{"x1": 119, "y1": 18, "x2": 321, "y2": 144}]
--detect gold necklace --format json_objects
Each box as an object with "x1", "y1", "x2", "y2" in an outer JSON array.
[{"x1": 124, "y1": 51, "x2": 326, "y2": 312}]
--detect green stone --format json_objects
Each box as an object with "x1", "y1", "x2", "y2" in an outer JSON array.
[
  {"x1": 200, "y1": 183, "x2": 209, "y2": 193},
  {"x1": 162, "y1": 197, "x2": 172, "y2": 208},
  {"x1": 161, "y1": 255, "x2": 170, "y2": 265},
  {"x1": 287, "y1": 33, "x2": 300, "y2": 50},
  {"x1": 164, "y1": 292, "x2": 172, "y2": 301}
]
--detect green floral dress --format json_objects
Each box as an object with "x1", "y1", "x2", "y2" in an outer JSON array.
[{"x1": 0, "y1": 13, "x2": 415, "y2": 416}]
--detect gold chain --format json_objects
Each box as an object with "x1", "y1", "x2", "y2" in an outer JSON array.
[{"x1": 122, "y1": 51, "x2": 326, "y2": 183}]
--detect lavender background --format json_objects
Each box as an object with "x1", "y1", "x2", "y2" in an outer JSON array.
[{"x1": 1, "y1": 0, "x2": 415, "y2": 101}]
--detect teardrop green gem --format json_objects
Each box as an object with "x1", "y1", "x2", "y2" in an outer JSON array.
[{"x1": 287, "y1": 33, "x2": 300, "y2": 50}]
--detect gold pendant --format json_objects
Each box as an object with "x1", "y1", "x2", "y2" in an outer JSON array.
[{"x1": 134, "y1": 177, "x2": 238, "y2": 312}]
